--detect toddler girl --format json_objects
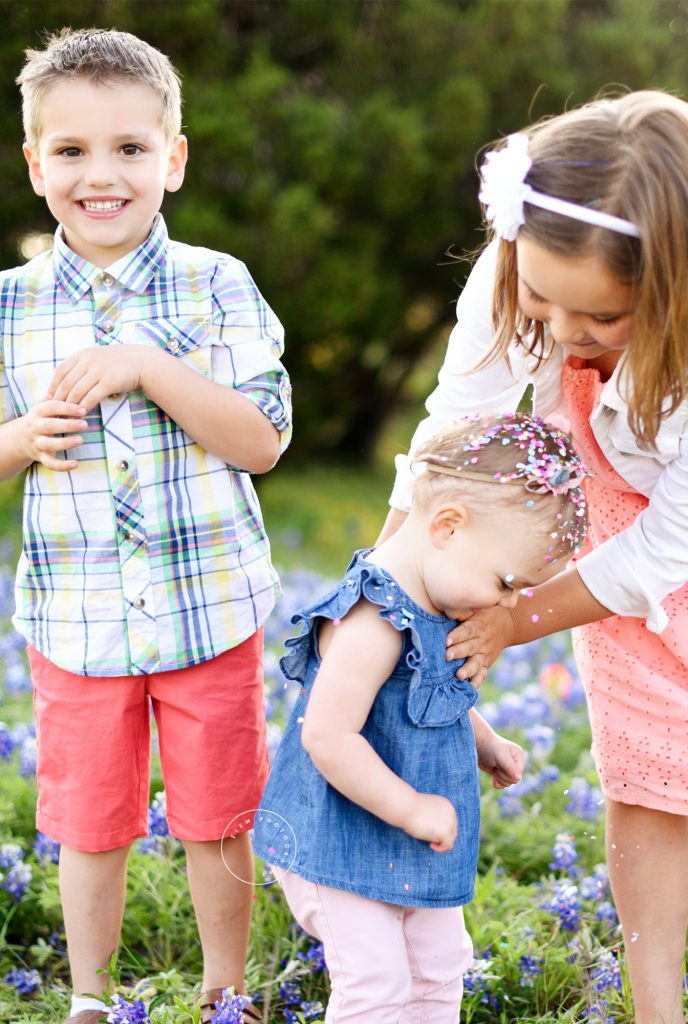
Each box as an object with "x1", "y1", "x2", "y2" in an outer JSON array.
[{"x1": 254, "y1": 412, "x2": 587, "y2": 1024}]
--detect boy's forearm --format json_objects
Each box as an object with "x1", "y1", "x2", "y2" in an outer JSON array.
[
  {"x1": 0, "y1": 418, "x2": 33, "y2": 482},
  {"x1": 139, "y1": 348, "x2": 282, "y2": 473}
]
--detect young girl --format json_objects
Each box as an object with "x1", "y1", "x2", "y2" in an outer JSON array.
[
  {"x1": 254, "y1": 413, "x2": 587, "y2": 1024},
  {"x1": 380, "y1": 90, "x2": 688, "y2": 1024}
]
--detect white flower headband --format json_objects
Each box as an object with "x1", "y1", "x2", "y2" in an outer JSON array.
[{"x1": 478, "y1": 133, "x2": 641, "y2": 241}]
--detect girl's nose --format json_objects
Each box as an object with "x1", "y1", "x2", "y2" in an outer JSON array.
[{"x1": 548, "y1": 308, "x2": 587, "y2": 346}]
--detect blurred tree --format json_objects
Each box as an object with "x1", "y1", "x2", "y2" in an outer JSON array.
[{"x1": 1, "y1": 0, "x2": 687, "y2": 462}]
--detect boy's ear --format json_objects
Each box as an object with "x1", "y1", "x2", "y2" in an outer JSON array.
[
  {"x1": 165, "y1": 135, "x2": 188, "y2": 193},
  {"x1": 23, "y1": 143, "x2": 46, "y2": 197},
  {"x1": 427, "y1": 502, "x2": 470, "y2": 549}
]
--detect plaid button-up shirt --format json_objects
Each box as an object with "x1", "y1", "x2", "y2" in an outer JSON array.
[{"x1": 0, "y1": 216, "x2": 291, "y2": 676}]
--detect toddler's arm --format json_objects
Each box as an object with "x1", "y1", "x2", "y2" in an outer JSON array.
[
  {"x1": 302, "y1": 600, "x2": 458, "y2": 853},
  {"x1": 0, "y1": 400, "x2": 88, "y2": 480},
  {"x1": 470, "y1": 708, "x2": 524, "y2": 789}
]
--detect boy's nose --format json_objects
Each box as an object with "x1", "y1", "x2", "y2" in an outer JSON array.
[{"x1": 83, "y1": 157, "x2": 118, "y2": 188}]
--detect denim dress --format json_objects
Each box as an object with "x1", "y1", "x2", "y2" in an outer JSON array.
[{"x1": 253, "y1": 550, "x2": 481, "y2": 908}]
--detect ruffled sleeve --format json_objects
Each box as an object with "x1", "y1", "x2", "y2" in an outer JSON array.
[{"x1": 279, "y1": 551, "x2": 478, "y2": 727}]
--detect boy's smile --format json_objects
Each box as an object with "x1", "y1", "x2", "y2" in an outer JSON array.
[{"x1": 23, "y1": 78, "x2": 187, "y2": 268}]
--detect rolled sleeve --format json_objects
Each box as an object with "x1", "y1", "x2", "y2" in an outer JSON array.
[{"x1": 211, "y1": 258, "x2": 292, "y2": 452}]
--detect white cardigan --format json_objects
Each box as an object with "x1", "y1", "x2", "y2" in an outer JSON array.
[{"x1": 390, "y1": 243, "x2": 688, "y2": 634}]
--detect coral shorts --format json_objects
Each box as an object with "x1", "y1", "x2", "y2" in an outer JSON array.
[{"x1": 29, "y1": 631, "x2": 269, "y2": 852}]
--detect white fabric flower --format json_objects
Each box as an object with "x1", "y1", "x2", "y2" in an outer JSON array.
[{"x1": 478, "y1": 133, "x2": 532, "y2": 241}]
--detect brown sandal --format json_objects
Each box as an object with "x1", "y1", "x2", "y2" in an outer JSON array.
[{"x1": 197, "y1": 988, "x2": 262, "y2": 1023}]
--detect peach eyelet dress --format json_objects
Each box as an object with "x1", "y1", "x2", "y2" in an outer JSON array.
[{"x1": 562, "y1": 357, "x2": 688, "y2": 815}]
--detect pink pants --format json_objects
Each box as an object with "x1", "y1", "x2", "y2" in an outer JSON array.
[{"x1": 280, "y1": 871, "x2": 473, "y2": 1023}]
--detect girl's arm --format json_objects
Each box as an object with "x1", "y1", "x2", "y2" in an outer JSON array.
[
  {"x1": 469, "y1": 707, "x2": 525, "y2": 789},
  {"x1": 301, "y1": 599, "x2": 457, "y2": 852},
  {"x1": 448, "y1": 566, "x2": 611, "y2": 678}
]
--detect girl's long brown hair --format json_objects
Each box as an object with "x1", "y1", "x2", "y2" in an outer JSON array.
[{"x1": 484, "y1": 90, "x2": 688, "y2": 447}]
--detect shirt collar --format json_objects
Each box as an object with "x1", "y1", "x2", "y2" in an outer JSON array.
[{"x1": 53, "y1": 213, "x2": 169, "y2": 302}]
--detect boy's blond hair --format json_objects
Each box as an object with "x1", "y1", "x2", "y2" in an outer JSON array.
[{"x1": 17, "y1": 27, "x2": 183, "y2": 146}]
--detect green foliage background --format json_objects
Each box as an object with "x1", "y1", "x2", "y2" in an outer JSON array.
[{"x1": 1, "y1": 0, "x2": 688, "y2": 464}]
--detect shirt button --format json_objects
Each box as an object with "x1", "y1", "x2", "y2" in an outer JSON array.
[
  {"x1": 133, "y1": 597, "x2": 145, "y2": 610},
  {"x1": 103, "y1": 321, "x2": 115, "y2": 334},
  {"x1": 116, "y1": 459, "x2": 129, "y2": 472},
  {"x1": 169, "y1": 339, "x2": 180, "y2": 352},
  {"x1": 100, "y1": 274, "x2": 114, "y2": 287}
]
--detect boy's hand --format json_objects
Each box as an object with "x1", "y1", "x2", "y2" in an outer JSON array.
[
  {"x1": 447, "y1": 605, "x2": 517, "y2": 682},
  {"x1": 18, "y1": 400, "x2": 88, "y2": 472},
  {"x1": 477, "y1": 733, "x2": 525, "y2": 790},
  {"x1": 404, "y1": 793, "x2": 458, "y2": 852},
  {"x1": 46, "y1": 346, "x2": 153, "y2": 412}
]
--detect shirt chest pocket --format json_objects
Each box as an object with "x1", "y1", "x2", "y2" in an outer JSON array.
[
  {"x1": 135, "y1": 316, "x2": 212, "y2": 379},
  {"x1": 606, "y1": 411, "x2": 682, "y2": 465}
]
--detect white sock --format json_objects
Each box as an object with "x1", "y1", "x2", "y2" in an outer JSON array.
[{"x1": 70, "y1": 995, "x2": 109, "y2": 1016}]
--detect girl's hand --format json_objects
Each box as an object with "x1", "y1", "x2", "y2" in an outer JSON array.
[
  {"x1": 17, "y1": 399, "x2": 88, "y2": 472},
  {"x1": 46, "y1": 345, "x2": 153, "y2": 412},
  {"x1": 447, "y1": 605, "x2": 518, "y2": 683},
  {"x1": 477, "y1": 735, "x2": 525, "y2": 790},
  {"x1": 405, "y1": 793, "x2": 458, "y2": 853}
]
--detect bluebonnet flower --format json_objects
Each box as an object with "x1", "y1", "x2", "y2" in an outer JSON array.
[
  {"x1": 209, "y1": 991, "x2": 251, "y2": 1023},
  {"x1": 2, "y1": 861, "x2": 32, "y2": 899},
  {"x1": 0, "y1": 843, "x2": 24, "y2": 869},
  {"x1": 542, "y1": 880, "x2": 582, "y2": 931},
  {"x1": 524, "y1": 723, "x2": 556, "y2": 762},
  {"x1": 580, "y1": 864, "x2": 609, "y2": 900},
  {"x1": 147, "y1": 791, "x2": 169, "y2": 837},
  {"x1": 497, "y1": 791, "x2": 524, "y2": 818},
  {"x1": 565, "y1": 777, "x2": 604, "y2": 820},
  {"x1": 5, "y1": 967, "x2": 41, "y2": 994},
  {"x1": 106, "y1": 994, "x2": 150, "y2": 1023},
  {"x1": 549, "y1": 832, "x2": 579, "y2": 874},
  {"x1": 0, "y1": 722, "x2": 13, "y2": 760},
  {"x1": 19, "y1": 735, "x2": 37, "y2": 776},
  {"x1": 518, "y1": 954, "x2": 543, "y2": 987},
  {"x1": 138, "y1": 836, "x2": 163, "y2": 856},
  {"x1": 591, "y1": 950, "x2": 622, "y2": 992},
  {"x1": 279, "y1": 980, "x2": 301, "y2": 1005},
  {"x1": 297, "y1": 941, "x2": 327, "y2": 972},
  {"x1": 33, "y1": 832, "x2": 60, "y2": 864},
  {"x1": 595, "y1": 901, "x2": 619, "y2": 929},
  {"x1": 4, "y1": 655, "x2": 31, "y2": 693},
  {"x1": 10, "y1": 722, "x2": 34, "y2": 745},
  {"x1": 580, "y1": 1000, "x2": 616, "y2": 1023}
]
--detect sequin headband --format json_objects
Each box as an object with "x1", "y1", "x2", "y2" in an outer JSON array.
[
  {"x1": 424, "y1": 461, "x2": 584, "y2": 496},
  {"x1": 479, "y1": 133, "x2": 641, "y2": 242}
]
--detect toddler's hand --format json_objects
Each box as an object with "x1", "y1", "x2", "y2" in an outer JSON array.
[
  {"x1": 478, "y1": 735, "x2": 525, "y2": 790},
  {"x1": 18, "y1": 399, "x2": 88, "y2": 472},
  {"x1": 46, "y1": 345, "x2": 152, "y2": 413},
  {"x1": 405, "y1": 793, "x2": 457, "y2": 853}
]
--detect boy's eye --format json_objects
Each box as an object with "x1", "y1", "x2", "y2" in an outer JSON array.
[
  {"x1": 58, "y1": 147, "x2": 81, "y2": 158},
  {"x1": 121, "y1": 144, "x2": 143, "y2": 156}
]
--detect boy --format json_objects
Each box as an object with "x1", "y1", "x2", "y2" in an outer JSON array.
[{"x1": 1, "y1": 28, "x2": 291, "y2": 1024}]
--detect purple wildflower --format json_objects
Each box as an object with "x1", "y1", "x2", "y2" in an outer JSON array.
[
  {"x1": 0, "y1": 722, "x2": 13, "y2": 760},
  {"x1": 5, "y1": 967, "x2": 41, "y2": 994},
  {"x1": 595, "y1": 901, "x2": 619, "y2": 929},
  {"x1": 549, "y1": 832, "x2": 579, "y2": 875},
  {"x1": 2, "y1": 861, "x2": 32, "y2": 899},
  {"x1": 33, "y1": 832, "x2": 60, "y2": 864},
  {"x1": 106, "y1": 994, "x2": 150, "y2": 1023},
  {"x1": 518, "y1": 954, "x2": 543, "y2": 987},
  {"x1": 0, "y1": 843, "x2": 23, "y2": 869},
  {"x1": 591, "y1": 949, "x2": 622, "y2": 992},
  {"x1": 580, "y1": 864, "x2": 609, "y2": 901},
  {"x1": 542, "y1": 880, "x2": 582, "y2": 931},
  {"x1": 19, "y1": 736, "x2": 37, "y2": 777},
  {"x1": 565, "y1": 777, "x2": 604, "y2": 820},
  {"x1": 209, "y1": 991, "x2": 251, "y2": 1024},
  {"x1": 297, "y1": 941, "x2": 327, "y2": 972},
  {"x1": 147, "y1": 791, "x2": 169, "y2": 837}
]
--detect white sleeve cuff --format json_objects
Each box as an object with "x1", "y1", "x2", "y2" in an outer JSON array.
[{"x1": 576, "y1": 539, "x2": 668, "y2": 634}]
